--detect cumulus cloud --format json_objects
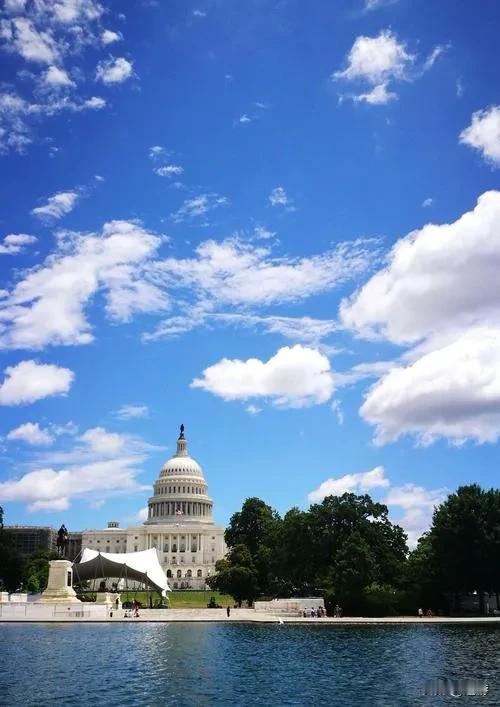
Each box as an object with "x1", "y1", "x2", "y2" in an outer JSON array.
[
  {"x1": 0, "y1": 233, "x2": 37, "y2": 255},
  {"x1": 340, "y1": 191, "x2": 500, "y2": 344},
  {"x1": 42, "y1": 65, "x2": 75, "y2": 88},
  {"x1": 6, "y1": 421, "x2": 54, "y2": 446},
  {"x1": 460, "y1": 105, "x2": 500, "y2": 167},
  {"x1": 0, "y1": 220, "x2": 168, "y2": 350},
  {"x1": 114, "y1": 404, "x2": 149, "y2": 420},
  {"x1": 96, "y1": 56, "x2": 133, "y2": 84},
  {"x1": 0, "y1": 0, "x2": 111, "y2": 152},
  {"x1": 0, "y1": 360, "x2": 74, "y2": 405},
  {"x1": 154, "y1": 164, "x2": 183, "y2": 178},
  {"x1": 385, "y1": 483, "x2": 447, "y2": 548},
  {"x1": 31, "y1": 190, "x2": 79, "y2": 221},
  {"x1": 171, "y1": 193, "x2": 229, "y2": 223},
  {"x1": 353, "y1": 82, "x2": 396, "y2": 105},
  {"x1": 101, "y1": 29, "x2": 121, "y2": 45},
  {"x1": 308, "y1": 465, "x2": 389, "y2": 503},
  {"x1": 334, "y1": 30, "x2": 413, "y2": 85},
  {"x1": 0, "y1": 424, "x2": 156, "y2": 512},
  {"x1": 191, "y1": 344, "x2": 335, "y2": 408},
  {"x1": 361, "y1": 328, "x2": 500, "y2": 446},
  {"x1": 269, "y1": 186, "x2": 293, "y2": 208},
  {"x1": 334, "y1": 30, "x2": 444, "y2": 105},
  {"x1": 79, "y1": 427, "x2": 126, "y2": 455}
]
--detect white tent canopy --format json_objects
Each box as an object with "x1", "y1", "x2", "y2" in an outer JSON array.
[{"x1": 74, "y1": 548, "x2": 171, "y2": 596}]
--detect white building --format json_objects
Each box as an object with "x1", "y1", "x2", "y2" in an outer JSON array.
[{"x1": 82, "y1": 426, "x2": 227, "y2": 590}]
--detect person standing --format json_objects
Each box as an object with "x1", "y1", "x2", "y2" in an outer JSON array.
[
  {"x1": 226, "y1": 606, "x2": 231, "y2": 618},
  {"x1": 418, "y1": 608, "x2": 424, "y2": 618}
]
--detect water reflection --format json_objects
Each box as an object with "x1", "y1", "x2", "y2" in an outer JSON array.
[{"x1": 1, "y1": 623, "x2": 499, "y2": 706}]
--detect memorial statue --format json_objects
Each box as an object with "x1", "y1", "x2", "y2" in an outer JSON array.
[
  {"x1": 179, "y1": 423, "x2": 185, "y2": 439},
  {"x1": 56, "y1": 524, "x2": 68, "y2": 557}
]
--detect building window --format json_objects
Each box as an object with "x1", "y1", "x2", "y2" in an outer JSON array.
[
  {"x1": 197, "y1": 569, "x2": 202, "y2": 578},
  {"x1": 186, "y1": 570, "x2": 192, "y2": 578},
  {"x1": 192, "y1": 557, "x2": 196, "y2": 563},
  {"x1": 166, "y1": 570, "x2": 172, "y2": 578},
  {"x1": 176, "y1": 570, "x2": 182, "y2": 578},
  {"x1": 134, "y1": 545, "x2": 138, "y2": 552},
  {"x1": 172, "y1": 544, "x2": 177, "y2": 553},
  {"x1": 163, "y1": 544, "x2": 169, "y2": 553}
]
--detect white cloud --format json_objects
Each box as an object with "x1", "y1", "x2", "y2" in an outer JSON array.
[
  {"x1": 308, "y1": 465, "x2": 389, "y2": 503},
  {"x1": 43, "y1": 65, "x2": 74, "y2": 87},
  {"x1": 334, "y1": 30, "x2": 413, "y2": 85},
  {"x1": 363, "y1": 0, "x2": 399, "y2": 10},
  {"x1": 79, "y1": 427, "x2": 126, "y2": 455},
  {"x1": 191, "y1": 344, "x2": 335, "y2": 408},
  {"x1": 96, "y1": 56, "x2": 133, "y2": 84},
  {"x1": 114, "y1": 404, "x2": 149, "y2": 420},
  {"x1": 31, "y1": 190, "x2": 79, "y2": 221},
  {"x1": 422, "y1": 44, "x2": 448, "y2": 72},
  {"x1": 0, "y1": 457, "x2": 147, "y2": 512},
  {"x1": 0, "y1": 233, "x2": 37, "y2": 255},
  {"x1": 213, "y1": 313, "x2": 338, "y2": 344},
  {"x1": 269, "y1": 186, "x2": 292, "y2": 208},
  {"x1": 385, "y1": 483, "x2": 447, "y2": 548},
  {"x1": 192, "y1": 9, "x2": 206, "y2": 17},
  {"x1": 237, "y1": 113, "x2": 251, "y2": 124},
  {"x1": 101, "y1": 29, "x2": 121, "y2": 45},
  {"x1": 154, "y1": 164, "x2": 183, "y2": 178},
  {"x1": 353, "y1": 82, "x2": 396, "y2": 105},
  {"x1": 171, "y1": 193, "x2": 229, "y2": 223},
  {"x1": 340, "y1": 191, "x2": 500, "y2": 344},
  {"x1": 146, "y1": 236, "x2": 375, "y2": 341},
  {"x1": 460, "y1": 105, "x2": 500, "y2": 167},
  {"x1": 0, "y1": 360, "x2": 74, "y2": 405},
  {"x1": 246, "y1": 404, "x2": 261, "y2": 415},
  {"x1": 148, "y1": 145, "x2": 167, "y2": 160},
  {"x1": 253, "y1": 225, "x2": 276, "y2": 240},
  {"x1": 6, "y1": 421, "x2": 54, "y2": 446},
  {"x1": 0, "y1": 17, "x2": 59, "y2": 64},
  {"x1": 422, "y1": 197, "x2": 433, "y2": 208},
  {"x1": 361, "y1": 327, "x2": 500, "y2": 446},
  {"x1": 0, "y1": 220, "x2": 167, "y2": 349}
]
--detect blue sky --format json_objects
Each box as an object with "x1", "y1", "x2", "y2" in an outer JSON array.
[{"x1": 1, "y1": 0, "x2": 500, "y2": 547}]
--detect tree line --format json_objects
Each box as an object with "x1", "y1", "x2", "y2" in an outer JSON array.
[
  {"x1": 0, "y1": 506, "x2": 57, "y2": 594},
  {"x1": 207, "y1": 484, "x2": 500, "y2": 616}
]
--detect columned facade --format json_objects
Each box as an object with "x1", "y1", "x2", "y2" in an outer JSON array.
[{"x1": 81, "y1": 426, "x2": 226, "y2": 590}]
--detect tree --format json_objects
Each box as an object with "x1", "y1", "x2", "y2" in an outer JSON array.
[
  {"x1": 207, "y1": 544, "x2": 259, "y2": 606},
  {"x1": 225, "y1": 497, "x2": 281, "y2": 595}
]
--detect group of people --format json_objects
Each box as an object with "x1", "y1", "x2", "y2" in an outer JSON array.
[
  {"x1": 418, "y1": 607, "x2": 434, "y2": 617},
  {"x1": 302, "y1": 606, "x2": 328, "y2": 618}
]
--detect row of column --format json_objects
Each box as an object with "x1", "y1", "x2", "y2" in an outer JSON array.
[
  {"x1": 147, "y1": 532, "x2": 204, "y2": 554},
  {"x1": 148, "y1": 501, "x2": 212, "y2": 519}
]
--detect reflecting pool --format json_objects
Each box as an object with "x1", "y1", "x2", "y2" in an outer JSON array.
[{"x1": 1, "y1": 623, "x2": 499, "y2": 706}]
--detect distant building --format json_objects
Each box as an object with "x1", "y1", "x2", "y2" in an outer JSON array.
[
  {"x1": 3, "y1": 526, "x2": 57, "y2": 555},
  {"x1": 66, "y1": 531, "x2": 82, "y2": 561},
  {"x1": 81, "y1": 427, "x2": 227, "y2": 590}
]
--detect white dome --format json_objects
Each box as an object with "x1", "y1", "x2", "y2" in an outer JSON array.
[{"x1": 160, "y1": 455, "x2": 203, "y2": 478}]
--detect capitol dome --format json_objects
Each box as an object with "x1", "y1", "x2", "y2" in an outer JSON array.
[{"x1": 145, "y1": 425, "x2": 214, "y2": 525}]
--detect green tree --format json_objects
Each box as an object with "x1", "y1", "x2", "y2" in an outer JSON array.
[
  {"x1": 225, "y1": 497, "x2": 281, "y2": 594},
  {"x1": 207, "y1": 544, "x2": 259, "y2": 606}
]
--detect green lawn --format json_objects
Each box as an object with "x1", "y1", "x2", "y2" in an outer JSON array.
[{"x1": 118, "y1": 590, "x2": 234, "y2": 609}]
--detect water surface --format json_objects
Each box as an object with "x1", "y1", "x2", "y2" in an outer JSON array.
[{"x1": 1, "y1": 623, "x2": 499, "y2": 706}]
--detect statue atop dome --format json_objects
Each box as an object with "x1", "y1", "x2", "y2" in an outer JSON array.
[{"x1": 179, "y1": 423, "x2": 185, "y2": 440}]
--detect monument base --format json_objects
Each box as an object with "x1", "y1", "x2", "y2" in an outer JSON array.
[{"x1": 39, "y1": 559, "x2": 81, "y2": 604}]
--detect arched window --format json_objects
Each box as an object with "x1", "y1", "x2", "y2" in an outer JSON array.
[
  {"x1": 172, "y1": 544, "x2": 177, "y2": 552},
  {"x1": 177, "y1": 569, "x2": 182, "y2": 578},
  {"x1": 186, "y1": 569, "x2": 192, "y2": 578},
  {"x1": 197, "y1": 569, "x2": 202, "y2": 578},
  {"x1": 166, "y1": 569, "x2": 172, "y2": 578}
]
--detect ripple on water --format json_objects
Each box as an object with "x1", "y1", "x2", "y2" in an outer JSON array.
[{"x1": 1, "y1": 623, "x2": 500, "y2": 707}]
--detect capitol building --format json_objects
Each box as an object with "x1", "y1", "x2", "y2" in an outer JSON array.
[{"x1": 81, "y1": 426, "x2": 227, "y2": 590}]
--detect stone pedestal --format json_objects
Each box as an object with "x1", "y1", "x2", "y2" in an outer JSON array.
[
  {"x1": 39, "y1": 560, "x2": 81, "y2": 604},
  {"x1": 0, "y1": 591, "x2": 10, "y2": 603},
  {"x1": 95, "y1": 592, "x2": 121, "y2": 609}
]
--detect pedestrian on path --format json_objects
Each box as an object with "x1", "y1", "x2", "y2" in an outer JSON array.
[{"x1": 227, "y1": 606, "x2": 231, "y2": 617}]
